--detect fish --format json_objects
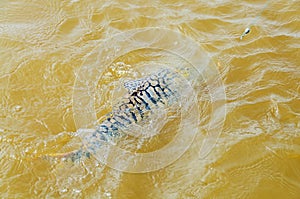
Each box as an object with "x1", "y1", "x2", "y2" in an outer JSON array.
[{"x1": 44, "y1": 68, "x2": 184, "y2": 162}]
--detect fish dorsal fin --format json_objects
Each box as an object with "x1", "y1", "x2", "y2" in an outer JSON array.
[{"x1": 124, "y1": 78, "x2": 146, "y2": 93}]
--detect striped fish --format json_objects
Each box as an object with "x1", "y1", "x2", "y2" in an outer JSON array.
[{"x1": 49, "y1": 68, "x2": 183, "y2": 162}]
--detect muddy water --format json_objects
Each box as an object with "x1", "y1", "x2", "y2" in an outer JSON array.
[{"x1": 0, "y1": 0, "x2": 299, "y2": 198}]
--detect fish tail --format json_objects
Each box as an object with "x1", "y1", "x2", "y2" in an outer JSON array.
[{"x1": 37, "y1": 148, "x2": 91, "y2": 162}]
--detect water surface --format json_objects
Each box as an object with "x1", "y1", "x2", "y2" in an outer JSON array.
[{"x1": 0, "y1": 0, "x2": 299, "y2": 198}]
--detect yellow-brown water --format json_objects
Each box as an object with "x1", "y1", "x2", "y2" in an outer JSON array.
[{"x1": 1, "y1": 0, "x2": 299, "y2": 198}]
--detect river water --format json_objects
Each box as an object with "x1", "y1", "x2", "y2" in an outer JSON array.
[{"x1": 0, "y1": 0, "x2": 299, "y2": 198}]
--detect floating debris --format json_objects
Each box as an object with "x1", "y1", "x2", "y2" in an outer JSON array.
[{"x1": 240, "y1": 27, "x2": 251, "y2": 40}]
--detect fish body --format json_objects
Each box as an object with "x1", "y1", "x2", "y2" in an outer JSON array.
[{"x1": 52, "y1": 68, "x2": 183, "y2": 161}]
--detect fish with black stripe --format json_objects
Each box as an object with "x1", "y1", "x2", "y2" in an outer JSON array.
[{"x1": 44, "y1": 68, "x2": 183, "y2": 162}]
